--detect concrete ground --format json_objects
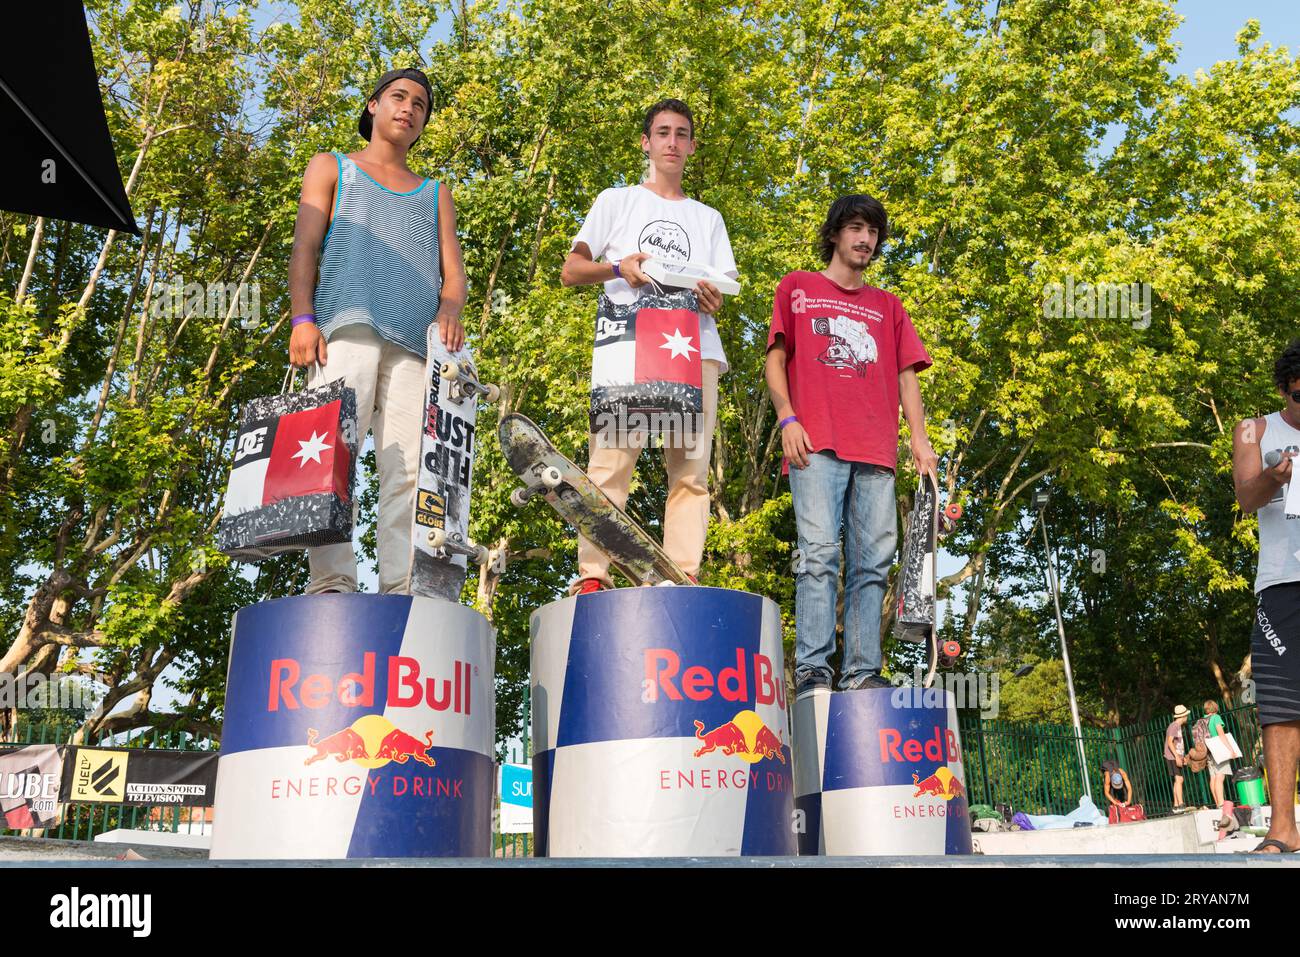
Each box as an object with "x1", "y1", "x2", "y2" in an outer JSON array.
[{"x1": 0, "y1": 836, "x2": 1296, "y2": 866}]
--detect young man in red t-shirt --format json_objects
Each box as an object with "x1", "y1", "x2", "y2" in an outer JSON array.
[{"x1": 765, "y1": 195, "x2": 937, "y2": 693}]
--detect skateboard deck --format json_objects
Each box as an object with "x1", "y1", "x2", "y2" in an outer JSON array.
[
  {"x1": 498, "y1": 412, "x2": 690, "y2": 587},
  {"x1": 894, "y1": 473, "x2": 962, "y2": 687},
  {"x1": 409, "y1": 328, "x2": 498, "y2": 601}
]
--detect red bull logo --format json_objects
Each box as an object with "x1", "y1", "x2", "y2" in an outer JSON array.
[
  {"x1": 691, "y1": 710, "x2": 786, "y2": 765},
  {"x1": 302, "y1": 715, "x2": 436, "y2": 769},
  {"x1": 911, "y1": 767, "x2": 965, "y2": 801},
  {"x1": 268, "y1": 653, "x2": 474, "y2": 715},
  {"x1": 644, "y1": 648, "x2": 785, "y2": 709}
]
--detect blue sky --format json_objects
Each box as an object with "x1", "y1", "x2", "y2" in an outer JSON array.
[{"x1": 1171, "y1": 0, "x2": 1296, "y2": 73}]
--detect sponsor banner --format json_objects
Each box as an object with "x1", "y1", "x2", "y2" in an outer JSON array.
[
  {"x1": 0, "y1": 744, "x2": 64, "y2": 828},
  {"x1": 498, "y1": 763, "x2": 532, "y2": 834},
  {"x1": 531, "y1": 588, "x2": 795, "y2": 857},
  {"x1": 210, "y1": 594, "x2": 495, "y2": 859},
  {"x1": 59, "y1": 747, "x2": 217, "y2": 807},
  {"x1": 792, "y1": 687, "x2": 972, "y2": 855}
]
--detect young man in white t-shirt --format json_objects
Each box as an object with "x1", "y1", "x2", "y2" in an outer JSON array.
[{"x1": 561, "y1": 99, "x2": 738, "y2": 593}]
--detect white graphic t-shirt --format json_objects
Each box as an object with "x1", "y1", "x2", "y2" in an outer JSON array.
[{"x1": 572, "y1": 185, "x2": 738, "y2": 372}]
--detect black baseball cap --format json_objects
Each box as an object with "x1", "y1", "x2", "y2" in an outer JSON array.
[{"x1": 358, "y1": 68, "x2": 434, "y2": 142}]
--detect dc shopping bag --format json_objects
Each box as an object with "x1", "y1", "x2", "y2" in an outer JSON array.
[
  {"x1": 590, "y1": 288, "x2": 703, "y2": 438},
  {"x1": 217, "y1": 366, "x2": 358, "y2": 561}
]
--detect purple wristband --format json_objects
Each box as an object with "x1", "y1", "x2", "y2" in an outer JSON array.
[
  {"x1": 291, "y1": 313, "x2": 316, "y2": 327},
  {"x1": 778, "y1": 415, "x2": 798, "y2": 429},
  {"x1": 612, "y1": 261, "x2": 622, "y2": 280}
]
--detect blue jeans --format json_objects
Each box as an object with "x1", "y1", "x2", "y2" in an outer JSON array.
[{"x1": 789, "y1": 452, "x2": 896, "y2": 689}]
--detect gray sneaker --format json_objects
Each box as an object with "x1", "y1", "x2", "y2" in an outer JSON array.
[
  {"x1": 796, "y1": 672, "x2": 832, "y2": 696},
  {"x1": 845, "y1": 672, "x2": 894, "y2": 691}
]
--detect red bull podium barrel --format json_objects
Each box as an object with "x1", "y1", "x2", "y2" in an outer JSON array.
[
  {"x1": 210, "y1": 594, "x2": 495, "y2": 859},
  {"x1": 531, "y1": 587, "x2": 796, "y2": 856},
  {"x1": 793, "y1": 687, "x2": 972, "y2": 855}
]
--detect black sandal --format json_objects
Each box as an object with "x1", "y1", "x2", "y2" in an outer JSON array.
[{"x1": 1247, "y1": 838, "x2": 1299, "y2": 854}]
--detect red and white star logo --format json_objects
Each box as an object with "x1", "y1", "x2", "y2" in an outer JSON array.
[
  {"x1": 291, "y1": 430, "x2": 332, "y2": 467},
  {"x1": 659, "y1": 328, "x2": 698, "y2": 361}
]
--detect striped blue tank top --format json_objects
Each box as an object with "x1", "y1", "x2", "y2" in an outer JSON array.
[{"x1": 314, "y1": 153, "x2": 441, "y2": 358}]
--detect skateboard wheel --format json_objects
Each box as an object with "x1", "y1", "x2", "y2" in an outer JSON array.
[
  {"x1": 428, "y1": 528, "x2": 447, "y2": 549},
  {"x1": 541, "y1": 466, "x2": 563, "y2": 489},
  {"x1": 439, "y1": 360, "x2": 459, "y2": 380},
  {"x1": 944, "y1": 502, "x2": 963, "y2": 521},
  {"x1": 484, "y1": 383, "x2": 500, "y2": 403},
  {"x1": 941, "y1": 640, "x2": 961, "y2": 659},
  {"x1": 510, "y1": 487, "x2": 531, "y2": 508}
]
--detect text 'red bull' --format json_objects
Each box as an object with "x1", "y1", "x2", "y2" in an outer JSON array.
[
  {"x1": 267, "y1": 653, "x2": 472, "y2": 715},
  {"x1": 878, "y1": 727, "x2": 961, "y2": 764},
  {"x1": 644, "y1": 648, "x2": 785, "y2": 708}
]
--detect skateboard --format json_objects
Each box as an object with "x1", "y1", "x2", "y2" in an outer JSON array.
[
  {"x1": 497, "y1": 412, "x2": 691, "y2": 587},
  {"x1": 408, "y1": 327, "x2": 499, "y2": 601},
  {"x1": 894, "y1": 472, "x2": 962, "y2": 688}
]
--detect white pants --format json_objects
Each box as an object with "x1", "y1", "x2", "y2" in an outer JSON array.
[{"x1": 306, "y1": 324, "x2": 424, "y2": 594}]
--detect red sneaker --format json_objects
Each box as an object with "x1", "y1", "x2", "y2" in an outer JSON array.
[{"x1": 575, "y1": 578, "x2": 608, "y2": 595}]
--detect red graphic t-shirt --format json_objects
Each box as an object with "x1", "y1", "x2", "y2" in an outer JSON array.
[{"x1": 767, "y1": 271, "x2": 931, "y2": 471}]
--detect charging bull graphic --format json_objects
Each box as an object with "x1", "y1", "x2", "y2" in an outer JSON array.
[
  {"x1": 692, "y1": 711, "x2": 787, "y2": 765},
  {"x1": 693, "y1": 719, "x2": 748, "y2": 758},
  {"x1": 375, "y1": 728, "x2": 437, "y2": 767},
  {"x1": 912, "y1": 767, "x2": 965, "y2": 800},
  {"x1": 751, "y1": 725, "x2": 786, "y2": 764},
  {"x1": 302, "y1": 717, "x2": 437, "y2": 769},
  {"x1": 305, "y1": 727, "x2": 369, "y2": 765}
]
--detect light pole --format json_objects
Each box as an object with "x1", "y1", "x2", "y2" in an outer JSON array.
[{"x1": 1033, "y1": 488, "x2": 1092, "y2": 802}]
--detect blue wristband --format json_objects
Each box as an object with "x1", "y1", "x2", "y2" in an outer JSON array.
[
  {"x1": 612, "y1": 261, "x2": 622, "y2": 280},
  {"x1": 779, "y1": 415, "x2": 798, "y2": 429}
]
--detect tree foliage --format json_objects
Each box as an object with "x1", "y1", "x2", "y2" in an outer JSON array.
[{"x1": 1, "y1": 0, "x2": 1296, "y2": 745}]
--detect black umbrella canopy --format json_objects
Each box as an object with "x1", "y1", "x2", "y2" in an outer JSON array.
[{"x1": 0, "y1": 1, "x2": 139, "y2": 234}]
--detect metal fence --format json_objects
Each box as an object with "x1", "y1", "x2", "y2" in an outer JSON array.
[
  {"x1": 960, "y1": 703, "x2": 1263, "y2": 817},
  {"x1": 15, "y1": 704, "x2": 1257, "y2": 846}
]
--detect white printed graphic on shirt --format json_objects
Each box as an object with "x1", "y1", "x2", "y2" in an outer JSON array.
[
  {"x1": 639, "y1": 220, "x2": 692, "y2": 264},
  {"x1": 813, "y1": 314, "x2": 877, "y2": 378}
]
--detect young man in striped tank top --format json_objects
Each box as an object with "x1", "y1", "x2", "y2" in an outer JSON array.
[
  {"x1": 1232, "y1": 338, "x2": 1300, "y2": 852},
  {"x1": 287, "y1": 68, "x2": 469, "y2": 595}
]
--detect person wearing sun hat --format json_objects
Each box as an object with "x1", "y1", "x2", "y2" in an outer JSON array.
[{"x1": 1164, "y1": 704, "x2": 1191, "y2": 813}]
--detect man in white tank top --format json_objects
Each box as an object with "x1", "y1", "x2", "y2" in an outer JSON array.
[{"x1": 1231, "y1": 337, "x2": 1300, "y2": 852}]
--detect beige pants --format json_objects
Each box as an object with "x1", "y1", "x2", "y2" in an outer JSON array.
[
  {"x1": 576, "y1": 359, "x2": 720, "y2": 589},
  {"x1": 306, "y1": 324, "x2": 425, "y2": 594}
]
